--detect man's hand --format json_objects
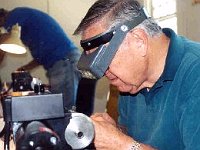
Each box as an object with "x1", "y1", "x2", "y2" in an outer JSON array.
[{"x1": 90, "y1": 113, "x2": 135, "y2": 150}]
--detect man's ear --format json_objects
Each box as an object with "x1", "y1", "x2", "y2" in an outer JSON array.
[{"x1": 129, "y1": 28, "x2": 148, "y2": 57}]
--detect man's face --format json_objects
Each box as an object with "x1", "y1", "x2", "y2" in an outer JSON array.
[{"x1": 82, "y1": 21, "x2": 148, "y2": 94}]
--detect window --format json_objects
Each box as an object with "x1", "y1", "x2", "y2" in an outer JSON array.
[{"x1": 145, "y1": 0, "x2": 177, "y2": 33}]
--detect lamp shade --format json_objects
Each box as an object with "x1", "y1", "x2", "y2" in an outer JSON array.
[{"x1": 0, "y1": 24, "x2": 27, "y2": 54}]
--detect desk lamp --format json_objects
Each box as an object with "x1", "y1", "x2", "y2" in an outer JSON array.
[{"x1": 0, "y1": 23, "x2": 26, "y2": 54}]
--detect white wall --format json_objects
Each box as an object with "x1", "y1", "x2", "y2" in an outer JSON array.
[
  {"x1": 0, "y1": 0, "x2": 109, "y2": 112},
  {"x1": 177, "y1": 0, "x2": 200, "y2": 42}
]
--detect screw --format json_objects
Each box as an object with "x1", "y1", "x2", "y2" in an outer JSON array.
[
  {"x1": 29, "y1": 141, "x2": 34, "y2": 147},
  {"x1": 50, "y1": 137, "x2": 57, "y2": 145},
  {"x1": 121, "y1": 25, "x2": 128, "y2": 32}
]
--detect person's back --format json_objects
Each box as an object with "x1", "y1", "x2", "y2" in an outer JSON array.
[{"x1": 4, "y1": 7, "x2": 78, "y2": 69}]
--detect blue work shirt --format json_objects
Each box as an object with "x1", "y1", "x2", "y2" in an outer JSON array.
[
  {"x1": 118, "y1": 28, "x2": 200, "y2": 150},
  {"x1": 4, "y1": 7, "x2": 77, "y2": 69}
]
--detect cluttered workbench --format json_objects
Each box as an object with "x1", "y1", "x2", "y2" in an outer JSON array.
[{"x1": 0, "y1": 71, "x2": 95, "y2": 150}]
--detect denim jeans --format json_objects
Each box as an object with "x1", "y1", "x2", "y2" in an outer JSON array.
[{"x1": 46, "y1": 49, "x2": 81, "y2": 111}]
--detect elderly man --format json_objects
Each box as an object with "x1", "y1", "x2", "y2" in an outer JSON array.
[{"x1": 74, "y1": 0, "x2": 200, "y2": 150}]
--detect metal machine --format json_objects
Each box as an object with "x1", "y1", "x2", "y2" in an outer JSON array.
[{"x1": 0, "y1": 71, "x2": 94, "y2": 150}]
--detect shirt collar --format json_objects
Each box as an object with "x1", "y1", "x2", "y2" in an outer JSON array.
[
  {"x1": 141, "y1": 28, "x2": 185, "y2": 103},
  {"x1": 160, "y1": 28, "x2": 184, "y2": 81},
  {"x1": 148, "y1": 28, "x2": 185, "y2": 92}
]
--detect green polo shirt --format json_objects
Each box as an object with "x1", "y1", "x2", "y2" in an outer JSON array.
[{"x1": 118, "y1": 28, "x2": 200, "y2": 150}]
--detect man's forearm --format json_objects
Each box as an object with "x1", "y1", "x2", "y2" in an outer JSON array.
[{"x1": 17, "y1": 59, "x2": 40, "y2": 71}]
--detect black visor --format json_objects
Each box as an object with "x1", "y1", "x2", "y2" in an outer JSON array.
[{"x1": 80, "y1": 28, "x2": 115, "y2": 51}]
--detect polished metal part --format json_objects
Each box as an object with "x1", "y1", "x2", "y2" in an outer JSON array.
[{"x1": 65, "y1": 113, "x2": 94, "y2": 149}]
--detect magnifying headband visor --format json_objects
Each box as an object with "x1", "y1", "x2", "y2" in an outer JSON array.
[{"x1": 78, "y1": 7, "x2": 150, "y2": 79}]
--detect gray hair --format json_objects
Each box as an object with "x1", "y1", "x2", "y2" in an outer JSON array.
[{"x1": 74, "y1": 0, "x2": 162, "y2": 37}]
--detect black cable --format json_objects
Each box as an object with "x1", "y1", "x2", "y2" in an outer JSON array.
[{"x1": 4, "y1": 121, "x2": 10, "y2": 150}]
